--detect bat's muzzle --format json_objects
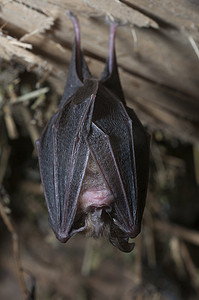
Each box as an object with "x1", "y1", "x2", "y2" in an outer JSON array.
[{"x1": 84, "y1": 205, "x2": 112, "y2": 238}]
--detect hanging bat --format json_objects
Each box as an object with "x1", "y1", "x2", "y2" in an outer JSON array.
[{"x1": 36, "y1": 12, "x2": 150, "y2": 253}]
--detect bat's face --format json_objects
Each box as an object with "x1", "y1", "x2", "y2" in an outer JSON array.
[{"x1": 36, "y1": 13, "x2": 150, "y2": 253}]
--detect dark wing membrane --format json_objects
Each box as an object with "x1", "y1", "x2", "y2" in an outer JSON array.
[
  {"x1": 87, "y1": 122, "x2": 135, "y2": 232},
  {"x1": 37, "y1": 80, "x2": 98, "y2": 241},
  {"x1": 91, "y1": 87, "x2": 137, "y2": 233},
  {"x1": 88, "y1": 86, "x2": 149, "y2": 252},
  {"x1": 36, "y1": 112, "x2": 60, "y2": 226},
  {"x1": 126, "y1": 107, "x2": 150, "y2": 223},
  {"x1": 94, "y1": 85, "x2": 149, "y2": 232}
]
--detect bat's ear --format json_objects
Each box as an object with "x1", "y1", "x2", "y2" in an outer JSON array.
[
  {"x1": 100, "y1": 23, "x2": 125, "y2": 104},
  {"x1": 59, "y1": 12, "x2": 91, "y2": 108}
]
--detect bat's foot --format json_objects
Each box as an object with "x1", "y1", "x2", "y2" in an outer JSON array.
[
  {"x1": 66, "y1": 10, "x2": 77, "y2": 21},
  {"x1": 66, "y1": 11, "x2": 80, "y2": 42},
  {"x1": 108, "y1": 21, "x2": 118, "y2": 74},
  {"x1": 66, "y1": 10, "x2": 82, "y2": 80},
  {"x1": 105, "y1": 14, "x2": 127, "y2": 26}
]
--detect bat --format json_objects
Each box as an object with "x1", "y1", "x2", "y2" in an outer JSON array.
[{"x1": 36, "y1": 12, "x2": 150, "y2": 253}]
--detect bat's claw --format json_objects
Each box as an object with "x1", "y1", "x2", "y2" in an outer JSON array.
[
  {"x1": 105, "y1": 14, "x2": 126, "y2": 26},
  {"x1": 66, "y1": 10, "x2": 76, "y2": 20}
]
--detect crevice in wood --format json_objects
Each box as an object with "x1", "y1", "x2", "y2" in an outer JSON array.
[
  {"x1": 120, "y1": 0, "x2": 177, "y2": 30},
  {"x1": 13, "y1": 0, "x2": 49, "y2": 18}
]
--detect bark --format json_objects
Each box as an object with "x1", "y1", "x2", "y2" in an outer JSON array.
[{"x1": 0, "y1": 0, "x2": 199, "y2": 143}]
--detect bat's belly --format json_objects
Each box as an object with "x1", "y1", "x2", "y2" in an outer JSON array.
[
  {"x1": 79, "y1": 153, "x2": 114, "y2": 210},
  {"x1": 78, "y1": 153, "x2": 114, "y2": 237},
  {"x1": 79, "y1": 188, "x2": 114, "y2": 209}
]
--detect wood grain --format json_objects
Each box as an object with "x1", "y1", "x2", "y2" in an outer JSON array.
[{"x1": 0, "y1": 0, "x2": 198, "y2": 142}]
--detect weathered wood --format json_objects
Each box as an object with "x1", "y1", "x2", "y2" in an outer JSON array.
[{"x1": 0, "y1": 0, "x2": 199, "y2": 143}]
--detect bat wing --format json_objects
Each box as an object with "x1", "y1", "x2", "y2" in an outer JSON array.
[
  {"x1": 36, "y1": 79, "x2": 98, "y2": 242},
  {"x1": 126, "y1": 107, "x2": 150, "y2": 224},
  {"x1": 87, "y1": 85, "x2": 149, "y2": 252}
]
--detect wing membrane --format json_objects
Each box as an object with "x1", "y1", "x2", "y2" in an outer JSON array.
[{"x1": 37, "y1": 80, "x2": 98, "y2": 241}]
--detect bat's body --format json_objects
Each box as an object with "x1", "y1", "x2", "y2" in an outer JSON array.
[{"x1": 36, "y1": 12, "x2": 150, "y2": 252}]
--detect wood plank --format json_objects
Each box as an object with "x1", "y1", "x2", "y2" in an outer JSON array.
[{"x1": 0, "y1": 0, "x2": 198, "y2": 143}]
